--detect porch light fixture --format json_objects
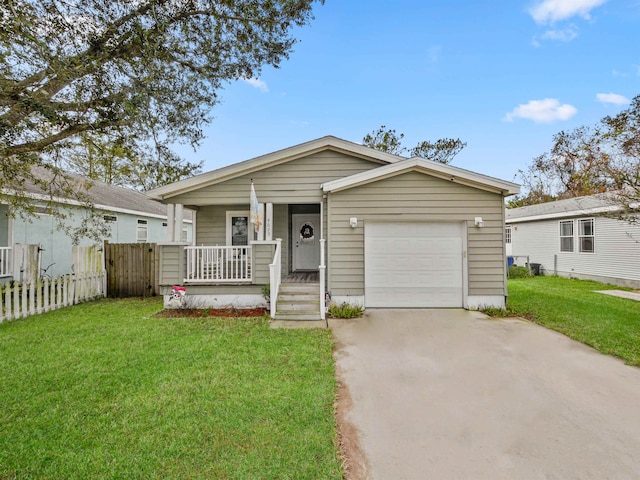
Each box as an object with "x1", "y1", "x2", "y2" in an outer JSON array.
[
  {"x1": 349, "y1": 217, "x2": 358, "y2": 228},
  {"x1": 474, "y1": 217, "x2": 484, "y2": 228}
]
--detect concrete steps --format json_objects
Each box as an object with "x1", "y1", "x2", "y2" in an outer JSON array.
[{"x1": 274, "y1": 282, "x2": 322, "y2": 321}]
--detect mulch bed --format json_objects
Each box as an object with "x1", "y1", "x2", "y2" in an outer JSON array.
[{"x1": 154, "y1": 308, "x2": 268, "y2": 318}]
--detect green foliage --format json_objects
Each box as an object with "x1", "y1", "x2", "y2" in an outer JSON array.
[
  {"x1": 479, "y1": 305, "x2": 518, "y2": 317},
  {"x1": 508, "y1": 265, "x2": 533, "y2": 278},
  {"x1": 507, "y1": 277, "x2": 640, "y2": 366},
  {"x1": 512, "y1": 93, "x2": 640, "y2": 214},
  {"x1": 261, "y1": 284, "x2": 270, "y2": 302},
  {"x1": 0, "y1": 297, "x2": 342, "y2": 478},
  {"x1": 0, "y1": 0, "x2": 323, "y2": 209},
  {"x1": 363, "y1": 125, "x2": 466, "y2": 164},
  {"x1": 328, "y1": 302, "x2": 364, "y2": 319}
]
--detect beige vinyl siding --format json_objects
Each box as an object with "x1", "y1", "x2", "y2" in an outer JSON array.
[
  {"x1": 167, "y1": 151, "x2": 381, "y2": 205},
  {"x1": 252, "y1": 243, "x2": 276, "y2": 285},
  {"x1": 158, "y1": 244, "x2": 185, "y2": 285},
  {"x1": 509, "y1": 216, "x2": 640, "y2": 287},
  {"x1": 328, "y1": 171, "x2": 506, "y2": 297}
]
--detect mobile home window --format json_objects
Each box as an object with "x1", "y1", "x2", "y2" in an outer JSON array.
[
  {"x1": 104, "y1": 214, "x2": 118, "y2": 222},
  {"x1": 505, "y1": 225, "x2": 512, "y2": 244},
  {"x1": 578, "y1": 218, "x2": 595, "y2": 253},
  {"x1": 559, "y1": 220, "x2": 574, "y2": 252},
  {"x1": 136, "y1": 219, "x2": 148, "y2": 242}
]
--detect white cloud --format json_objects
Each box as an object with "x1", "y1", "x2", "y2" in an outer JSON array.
[
  {"x1": 529, "y1": 0, "x2": 608, "y2": 24},
  {"x1": 612, "y1": 69, "x2": 627, "y2": 77},
  {"x1": 242, "y1": 78, "x2": 269, "y2": 93},
  {"x1": 596, "y1": 93, "x2": 629, "y2": 105},
  {"x1": 504, "y1": 98, "x2": 578, "y2": 123},
  {"x1": 540, "y1": 24, "x2": 579, "y2": 41}
]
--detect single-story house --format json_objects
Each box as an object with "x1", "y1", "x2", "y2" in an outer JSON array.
[
  {"x1": 147, "y1": 136, "x2": 520, "y2": 319},
  {"x1": 506, "y1": 193, "x2": 640, "y2": 288},
  {"x1": 0, "y1": 167, "x2": 192, "y2": 281}
]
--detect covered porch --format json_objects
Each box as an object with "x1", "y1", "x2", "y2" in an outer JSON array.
[{"x1": 158, "y1": 201, "x2": 326, "y2": 319}]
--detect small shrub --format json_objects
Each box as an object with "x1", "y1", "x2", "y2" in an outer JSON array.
[
  {"x1": 328, "y1": 302, "x2": 364, "y2": 319},
  {"x1": 508, "y1": 265, "x2": 533, "y2": 278},
  {"x1": 261, "y1": 285, "x2": 270, "y2": 302},
  {"x1": 480, "y1": 305, "x2": 518, "y2": 317}
]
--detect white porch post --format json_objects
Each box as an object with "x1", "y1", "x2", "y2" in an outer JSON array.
[
  {"x1": 174, "y1": 204, "x2": 184, "y2": 242},
  {"x1": 265, "y1": 203, "x2": 273, "y2": 241},
  {"x1": 257, "y1": 203, "x2": 265, "y2": 241},
  {"x1": 167, "y1": 204, "x2": 175, "y2": 242},
  {"x1": 191, "y1": 209, "x2": 197, "y2": 245}
]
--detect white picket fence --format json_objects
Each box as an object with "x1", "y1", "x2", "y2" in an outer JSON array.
[{"x1": 0, "y1": 271, "x2": 106, "y2": 323}]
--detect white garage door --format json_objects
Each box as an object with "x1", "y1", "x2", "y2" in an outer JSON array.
[{"x1": 365, "y1": 222, "x2": 464, "y2": 308}]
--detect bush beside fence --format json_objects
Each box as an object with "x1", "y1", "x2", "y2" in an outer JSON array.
[{"x1": 0, "y1": 272, "x2": 106, "y2": 323}]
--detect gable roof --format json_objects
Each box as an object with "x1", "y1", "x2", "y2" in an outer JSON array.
[
  {"x1": 322, "y1": 157, "x2": 520, "y2": 196},
  {"x1": 506, "y1": 193, "x2": 622, "y2": 223},
  {"x1": 147, "y1": 136, "x2": 406, "y2": 201},
  {"x1": 6, "y1": 166, "x2": 191, "y2": 220}
]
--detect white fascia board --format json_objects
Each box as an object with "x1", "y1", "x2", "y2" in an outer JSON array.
[
  {"x1": 146, "y1": 136, "x2": 405, "y2": 200},
  {"x1": 1, "y1": 189, "x2": 192, "y2": 222},
  {"x1": 322, "y1": 157, "x2": 520, "y2": 195},
  {"x1": 506, "y1": 205, "x2": 624, "y2": 223}
]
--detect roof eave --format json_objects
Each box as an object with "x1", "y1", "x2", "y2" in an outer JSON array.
[{"x1": 147, "y1": 136, "x2": 405, "y2": 201}]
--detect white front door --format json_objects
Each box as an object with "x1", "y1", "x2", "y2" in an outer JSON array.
[{"x1": 292, "y1": 213, "x2": 321, "y2": 271}]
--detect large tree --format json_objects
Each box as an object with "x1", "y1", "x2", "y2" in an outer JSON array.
[
  {"x1": 509, "y1": 94, "x2": 640, "y2": 216},
  {"x1": 363, "y1": 125, "x2": 466, "y2": 164},
  {"x1": 0, "y1": 0, "x2": 322, "y2": 218}
]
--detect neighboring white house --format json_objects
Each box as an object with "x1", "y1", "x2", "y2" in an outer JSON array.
[
  {"x1": 506, "y1": 194, "x2": 640, "y2": 288},
  {"x1": 0, "y1": 167, "x2": 192, "y2": 282}
]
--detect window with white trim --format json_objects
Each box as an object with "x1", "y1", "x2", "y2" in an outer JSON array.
[
  {"x1": 136, "y1": 219, "x2": 148, "y2": 242},
  {"x1": 226, "y1": 211, "x2": 250, "y2": 246},
  {"x1": 578, "y1": 218, "x2": 595, "y2": 253},
  {"x1": 181, "y1": 228, "x2": 188, "y2": 242},
  {"x1": 505, "y1": 225, "x2": 512, "y2": 244},
  {"x1": 559, "y1": 220, "x2": 574, "y2": 252}
]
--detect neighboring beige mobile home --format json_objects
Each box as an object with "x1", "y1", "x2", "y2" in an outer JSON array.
[{"x1": 147, "y1": 136, "x2": 520, "y2": 319}]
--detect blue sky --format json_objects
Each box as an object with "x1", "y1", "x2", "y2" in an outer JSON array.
[{"x1": 178, "y1": 0, "x2": 639, "y2": 184}]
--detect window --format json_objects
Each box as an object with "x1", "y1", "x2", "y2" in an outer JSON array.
[
  {"x1": 559, "y1": 220, "x2": 574, "y2": 252},
  {"x1": 578, "y1": 218, "x2": 595, "y2": 253},
  {"x1": 181, "y1": 229, "x2": 188, "y2": 242},
  {"x1": 34, "y1": 205, "x2": 52, "y2": 215},
  {"x1": 136, "y1": 219, "x2": 148, "y2": 242},
  {"x1": 226, "y1": 211, "x2": 250, "y2": 246},
  {"x1": 505, "y1": 225, "x2": 512, "y2": 244},
  {"x1": 104, "y1": 214, "x2": 118, "y2": 222}
]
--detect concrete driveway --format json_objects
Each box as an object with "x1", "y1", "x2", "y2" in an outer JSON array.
[{"x1": 330, "y1": 310, "x2": 640, "y2": 480}]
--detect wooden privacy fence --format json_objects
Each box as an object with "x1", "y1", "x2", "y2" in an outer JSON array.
[
  {"x1": 0, "y1": 272, "x2": 106, "y2": 323},
  {"x1": 104, "y1": 242, "x2": 159, "y2": 297}
]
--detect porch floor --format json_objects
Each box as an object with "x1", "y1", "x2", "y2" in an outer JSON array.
[{"x1": 283, "y1": 271, "x2": 319, "y2": 283}]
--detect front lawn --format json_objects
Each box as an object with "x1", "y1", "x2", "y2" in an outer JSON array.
[
  {"x1": 0, "y1": 298, "x2": 342, "y2": 479},
  {"x1": 506, "y1": 277, "x2": 640, "y2": 367}
]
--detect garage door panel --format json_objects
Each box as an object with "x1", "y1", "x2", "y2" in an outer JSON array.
[{"x1": 365, "y1": 222, "x2": 464, "y2": 308}]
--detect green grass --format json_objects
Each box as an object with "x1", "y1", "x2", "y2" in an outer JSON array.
[
  {"x1": 506, "y1": 276, "x2": 640, "y2": 367},
  {"x1": 0, "y1": 298, "x2": 342, "y2": 480}
]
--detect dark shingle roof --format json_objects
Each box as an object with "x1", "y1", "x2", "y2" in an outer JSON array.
[{"x1": 20, "y1": 166, "x2": 190, "y2": 219}]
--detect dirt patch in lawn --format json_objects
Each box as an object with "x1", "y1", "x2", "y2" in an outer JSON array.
[
  {"x1": 153, "y1": 308, "x2": 268, "y2": 318},
  {"x1": 334, "y1": 367, "x2": 370, "y2": 480}
]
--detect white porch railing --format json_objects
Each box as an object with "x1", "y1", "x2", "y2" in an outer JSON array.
[
  {"x1": 0, "y1": 247, "x2": 11, "y2": 277},
  {"x1": 269, "y1": 239, "x2": 282, "y2": 319},
  {"x1": 185, "y1": 246, "x2": 252, "y2": 283},
  {"x1": 319, "y1": 238, "x2": 326, "y2": 320}
]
